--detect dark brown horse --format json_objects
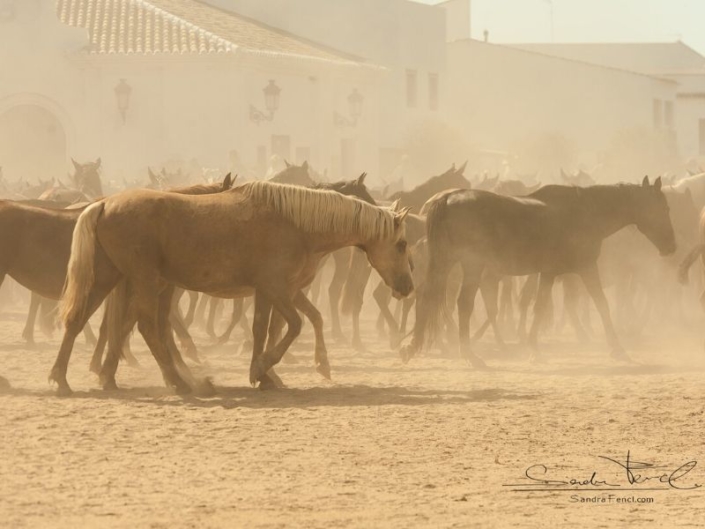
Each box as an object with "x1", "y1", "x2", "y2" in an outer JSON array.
[
  {"x1": 402, "y1": 177, "x2": 675, "y2": 365},
  {"x1": 52, "y1": 182, "x2": 413, "y2": 395}
]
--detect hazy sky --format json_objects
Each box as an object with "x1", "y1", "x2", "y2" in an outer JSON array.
[{"x1": 419, "y1": 0, "x2": 705, "y2": 56}]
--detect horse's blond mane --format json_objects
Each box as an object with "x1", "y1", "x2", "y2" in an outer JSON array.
[{"x1": 240, "y1": 181, "x2": 398, "y2": 241}]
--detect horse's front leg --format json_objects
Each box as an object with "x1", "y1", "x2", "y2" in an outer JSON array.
[
  {"x1": 22, "y1": 291, "x2": 41, "y2": 344},
  {"x1": 578, "y1": 263, "x2": 629, "y2": 361},
  {"x1": 294, "y1": 291, "x2": 330, "y2": 380},
  {"x1": 251, "y1": 288, "x2": 302, "y2": 389}
]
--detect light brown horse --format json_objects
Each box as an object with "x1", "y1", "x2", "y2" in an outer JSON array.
[{"x1": 52, "y1": 182, "x2": 413, "y2": 395}]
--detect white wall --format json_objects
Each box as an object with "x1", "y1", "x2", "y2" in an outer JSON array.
[{"x1": 447, "y1": 39, "x2": 678, "y2": 179}]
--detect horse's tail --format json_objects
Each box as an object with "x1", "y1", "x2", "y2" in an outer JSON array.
[
  {"x1": 413, "y1": 192, "x2": 455, "y2": 349},
  {"x1": 341, "y1": 249, "x2": 372, "y2": 316},
  {"x1": 60, "y1": 201, "x2": 105, "y2": 326},
  {"x1": 678, "y1": 243, "x2": 705, "y2": 285}
]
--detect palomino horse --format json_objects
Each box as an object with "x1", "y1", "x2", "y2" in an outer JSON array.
[
  {"x1": 51, "y1": 182, "x2": 413, "y2": 395},
  {"x1": 401, "y1": 177, "x2": 676, "y2": 365},
  {"x1": 0, "y1": 175, "x2": 231, "y2": 358}
]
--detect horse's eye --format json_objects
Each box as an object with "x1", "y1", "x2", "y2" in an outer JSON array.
[{"x1": 396, "y1": 240, "x2": 407, "y2": 253}]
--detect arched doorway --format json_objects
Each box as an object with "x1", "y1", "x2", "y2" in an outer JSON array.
[{"x1": 0, "y1": 104, "x2": 67, "y2": 182}]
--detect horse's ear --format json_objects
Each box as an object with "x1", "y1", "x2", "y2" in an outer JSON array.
[
  {"x1": 222, "y1": 173, "x2": 233, "y2": 190},
  {"x1": 456, "y1": 160, "x2": 468, "y2": 174},
  {"x1": 654, "y1": 176, "x2": 662, "y2": 191},
  {"x1": 356, "y1": 172, "x2": 367, "y2": 186},
  {"x1": 148, "y1": 168, "x2": 158, "y2": 184},
  {"x1": 301, "y1": 160, "x2": 309, "y2": 170},
  {"x1": 560, "y1": 168, "x2": 568, "y2": 181},
  {"x1": 642, "y1": 175, "x2": 650, "y2": 187},
  {"x1": 285, "y1": 159, "x2": 291, "y2": 168},
  {"x1": 394, "y1": 206, "x2": 411, "y2": 227},
  {"x1": 71, "y1": 158, "x2": 81, "y2": 172},
  {"x1": 95, "y1": 157, "x2": 101, "y2": 168},
  {"x1": 390, "y1": 198, "x2": 401, "y2": 212}
]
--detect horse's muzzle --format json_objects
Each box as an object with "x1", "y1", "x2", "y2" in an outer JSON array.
[{"x1": 392, "y1": 276, "x2": 414, "y2": 299}]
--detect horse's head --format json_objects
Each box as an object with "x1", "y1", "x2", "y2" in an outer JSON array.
[
  {"x1": 634, "y1": 176, "x2": 676, "y2": 256},
  {"x1": 270, "y1": 160, "x2": 314, "y2": 187},
  {"x1": 438, "y1": 161, "x2": 470, "y2": 189},
  {"x1": 326, "y1": 173, "x2": 376, "y2": 204},
  {"x1": 71, "y1": 157, "x2": 103, "y2": 198},
  {"x1": 363, "y1": 204, "x2": 414, "y2": 298}
]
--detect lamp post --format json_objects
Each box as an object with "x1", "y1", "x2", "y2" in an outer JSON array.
[
  {"x1": 335, "y1": 88, "x2": 364, "y2": 128},
  {"x1": 114, "y1": 79, "x2": 132, "y2": 124},
  {"x1": 250, "y1": 80, "x2": 281, "y2": 124}
]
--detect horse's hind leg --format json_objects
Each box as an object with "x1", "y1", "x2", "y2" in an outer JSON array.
[
  {"x1": 479, "y1": 271, "x2": 506, "y2": 349},
  {"x1": 457, "y1": 262, "x2": 486, "y2": 367},
  {"x1": 517, "y1": 274, "x2": 538, "y2": 343},
  {"x1": 133, "y1": 285, "x2": 191, "y2": 394},
  {"x1": 527, "y1": 273, "x2": 556, "y2": 362},
  {"x1": 578, "y1": 264, "x2": 627, "y2": 360},
  {"x1": 82, "y1": 322, "x2": 98, "y2": 347},
  {"x1": 170, "y1": 296, "x2": 200, "y2": 363},
  {"x1": 328, "y1": 250, "x2": 349, "y2": 342},
  {"x1": 22, "y1": 291, "x2": 41, "y2": 344},
  {"x1": 217, "y1": 297, "x2": 244, "y2": 345},
  {"x1": 294, "y1": 291, "x2": 331, "y2": 380},
  {"x1": 249, "y1": 290, "x2": 273, "y2": 388},
  {"x1": 205, "y1": 297, "x2": 222, "y2": 339},
  {"x1": 90, "y1": 309, "x2": 109, "y2": 374},
  {"x1": 183, "y1": 290, "x2": 199, "y2": 329},
  {"x1": 563, "y1": 274, "x2": 589, "y2": 343}
]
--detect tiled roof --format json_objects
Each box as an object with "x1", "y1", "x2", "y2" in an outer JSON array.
[{"x1": 56, "y1": 0, "x2": 365, "y2": 65}]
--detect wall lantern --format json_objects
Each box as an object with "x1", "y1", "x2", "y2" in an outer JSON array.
[
  {"x1": 334, "y1": 88, "x2": 364, "y2": 128},
  {"x1": 114, "y1": 79, "x2": 132, "y2": 124},
  {"x1": 250, "y1": 80, "x2": 281, "y2": 125}
]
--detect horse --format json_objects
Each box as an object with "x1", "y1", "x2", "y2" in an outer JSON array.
[
  {"x1": 387, "y1": 162, "x2": 470, "y2": 213},
  {"x1": 51, "y1": 181, "x2": 413, "y2": 395},
  {"x1": 38, "y1": 158, "x2": 103, "y2": 202},
  {"x1": 401, "y1": 177, "x2": 675, "y2": 365},
  {"x1": 371, "y1": 163, "x2": 472, "y2": 345}
]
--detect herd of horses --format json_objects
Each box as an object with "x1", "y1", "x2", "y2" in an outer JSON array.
[{"x1": 1, "y1": 158, "x2": 705, "y2": 396}]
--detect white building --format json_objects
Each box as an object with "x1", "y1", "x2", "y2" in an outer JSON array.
[
  {"x1": 511, "y1": 42, "x2": 705, "y2": 164},
  {"x1": 0, "y1": 0, "x2": 382, "y2": 184}
]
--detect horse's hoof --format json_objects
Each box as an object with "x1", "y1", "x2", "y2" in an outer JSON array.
[
  {"x1": 258, "y1": 374, "x2": 279, "y2": 391},
  {"x1": 465, "y1": 353, "x2": 488, "y2": 369},
  {"x1": 399, "y1": 345, "x2": 413, "y2": 364},
  {"x1": 174, "y1": 383, "x2": 192, "y2": 396},
  {"x1": 56, "y1": 384, "x2": 73, "y2": 397},
  {"x1": 102, "y1": 378, "x2": 119, "y2": 391},
  {"x1": 195, "y1": 378, "x2": 216, "y2": 397},
  {"x1": 316, "y1": 361, "x2": 332, "y2": 380}
]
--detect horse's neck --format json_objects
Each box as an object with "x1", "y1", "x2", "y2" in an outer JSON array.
[
  {"x1": 303, "y1": 229, "x2": 363, "y2": 255},
  {"x1": 578, "y1": 187, "x2": 636, "y2": 240}
]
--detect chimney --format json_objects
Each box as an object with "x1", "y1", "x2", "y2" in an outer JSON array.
[{"x1": 439, "y1": 0, "x2": 471, "y2": 42}]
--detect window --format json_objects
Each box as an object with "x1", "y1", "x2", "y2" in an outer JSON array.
[
  {"x1": 664, "y1": 101, "x2": 674, "y2": 129},
  {"x1": 406, "y1": 69, "x2": 417, "y2": 108},
  {"x1": 653, "y1": 99, "x2": 663, "y2": 129},
  {"x1": 428, "y1": 73, "x2": 439, "y2": 111},
  {"x1": 699, "y1": 119, "x2": 705, "y2": 155}
]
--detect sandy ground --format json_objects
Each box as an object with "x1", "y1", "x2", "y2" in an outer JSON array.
[{"x1": 1, "y1": 298, "x2": 705, "y2": 529}]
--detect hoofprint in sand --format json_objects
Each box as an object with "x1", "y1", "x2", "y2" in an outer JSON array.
[{"x1": 0, "y1": 300, "x2": 704, "y2": 529}]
